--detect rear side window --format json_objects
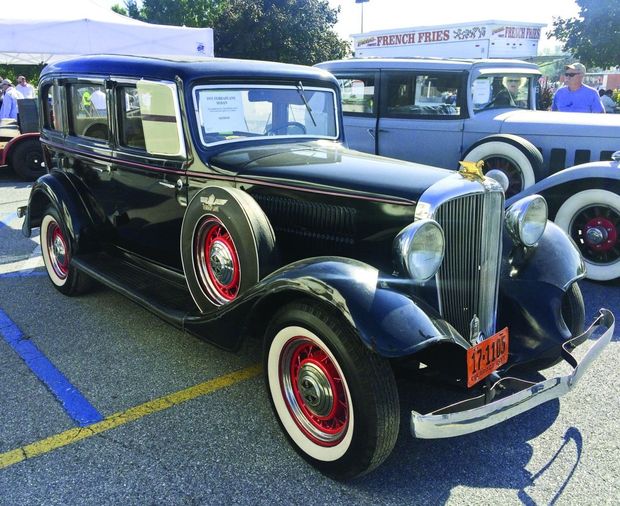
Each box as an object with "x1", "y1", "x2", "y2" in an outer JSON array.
[
  {"x1": 42, "y1": 83, "x2": 62, "y2": 132},
  {"x1": 337, "y1": 74, "x2": 376, "y2": 115},
  {"x1": 68, "y1": 83, "x2": 109, "y2": 141},
  {"x1": 383, "y1": 72, "x2": 461, "y2": 118},
  {"x1": 118, "y1": 86, "x2": 145, "y2": 150}
]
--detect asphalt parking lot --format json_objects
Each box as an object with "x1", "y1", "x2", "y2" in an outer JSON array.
[{"x1": 0, "y1": 171, "x2": 618, "y2": 505}]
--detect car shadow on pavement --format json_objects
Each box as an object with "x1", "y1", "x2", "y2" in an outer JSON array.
[{"x1": 347, "y1": 373, "x2": 568, "y2": 503}]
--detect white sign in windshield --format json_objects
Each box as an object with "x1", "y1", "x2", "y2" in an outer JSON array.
[{"x1": 199, "y1": 91, "x2": 246, "y2": 133}]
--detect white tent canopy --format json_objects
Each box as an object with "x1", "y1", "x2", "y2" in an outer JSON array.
[{"x1": 0, "y1": 0, "x2": 214, "y2": 64}]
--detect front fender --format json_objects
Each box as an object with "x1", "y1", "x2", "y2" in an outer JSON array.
[
  {"x1": 506, "y1": 163, "x2": 620, "y2": 209},
  {"x1": 498, "y1": 222, "x2": 586, "y2": 366},
  {"x1": 247, "y1": 257, "x2": 468, "y2": 358},
  {"x1": 23, "y1": 171, "x2": 100, "y2": 254}
]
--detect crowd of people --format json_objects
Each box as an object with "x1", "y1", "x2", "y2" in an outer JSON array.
[{"x1": 0, "y1": 75, "x2": 35, "y2": 119}]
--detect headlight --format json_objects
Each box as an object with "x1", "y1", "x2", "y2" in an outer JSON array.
[
  {"x1": 394, "y1": 219, "x2": 445, "y2": 281},
  {"x1": 506, "y1": 195, "x2": 548, "y2": 246}
]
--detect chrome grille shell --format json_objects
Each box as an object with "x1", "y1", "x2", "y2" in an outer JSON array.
[{"x1": 414, "y1": 173, "x2": 505, "y2": 339}]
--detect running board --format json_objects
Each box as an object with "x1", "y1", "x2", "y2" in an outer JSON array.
[{"x1": 72, "y1": 253, "x2": 196, "y2": 327}]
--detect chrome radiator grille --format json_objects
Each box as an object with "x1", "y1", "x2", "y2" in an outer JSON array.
[{"x1": 434, "y1": 191, "x2": 504, "y2": 339}]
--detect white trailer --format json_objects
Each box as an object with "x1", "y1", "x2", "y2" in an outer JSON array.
[{"x1": 352, "y1": 20, "x2": 546, "y2": 59}]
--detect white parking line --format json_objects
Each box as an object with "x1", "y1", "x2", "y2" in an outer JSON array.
[{"x1": 0, "y1": 213, "x2": 44, "y2": 277}]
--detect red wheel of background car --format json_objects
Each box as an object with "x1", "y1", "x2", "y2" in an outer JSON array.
[
  {"x1": 194, "y1": 216, "x2": 241, "y2": 304},
  {"x1": 46, "y1": 219, "x2": 70, "y2": 280},
  {"x1": 555, "y1": 189, "x2": 620, "y2": 281},
  {"x1": 281, "y1": 335, "x2": 349, "y2": 446}
]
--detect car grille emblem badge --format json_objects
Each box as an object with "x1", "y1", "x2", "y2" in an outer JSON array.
[{"x1": 201, "y1": 194, "x2": 228, "y2": 212}]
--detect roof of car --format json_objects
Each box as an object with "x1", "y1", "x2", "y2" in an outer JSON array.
[
  {"x1": 316, "y1": 57, "x2": 540, "y2": 72},
  {"x1": 41, "y1": 54, "x2": 337, "y2": 84}
]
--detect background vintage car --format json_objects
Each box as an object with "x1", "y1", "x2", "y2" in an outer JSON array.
[
  {"x1": 316, "y1": 58, "x2": 620, "y2": 281},
  {"x1": 20, "y1": 55, "x2": 614, "y2": 480}
]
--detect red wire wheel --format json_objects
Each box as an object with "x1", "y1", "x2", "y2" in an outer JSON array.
[
  {"x1": 279, "y1": 336, "x2": 349, "y2": 446},
  {"x1": 194, "y1": 216, "x2": 241, "y2": 305},
  {"x1": 46, "y1": 219, "x2": 70, "y2": 280}
]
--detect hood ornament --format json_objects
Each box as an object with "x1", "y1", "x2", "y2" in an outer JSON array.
[{"x1": 458, "y1": 160, "x2": 486, "y2": 182}]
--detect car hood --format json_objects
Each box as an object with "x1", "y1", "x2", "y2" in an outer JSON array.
[
  {"x1": 210, "y1": 141, "x2": 454, "y2": 203},
  {"x1": 485, "y1": 109, "x2": 620, "y2": 138}
]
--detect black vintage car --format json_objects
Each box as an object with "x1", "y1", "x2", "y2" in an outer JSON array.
[{"x1": 20, "y1": 55, "x2": 614, "y2": 480}]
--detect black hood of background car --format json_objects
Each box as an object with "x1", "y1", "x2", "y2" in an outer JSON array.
[{"x1": 210, "y1": 141, "x2": 454, "y2": 203}]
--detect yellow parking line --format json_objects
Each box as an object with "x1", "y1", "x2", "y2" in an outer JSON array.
[{"x1": 0, "y1": 364, "x2": 261, "y2": 470}]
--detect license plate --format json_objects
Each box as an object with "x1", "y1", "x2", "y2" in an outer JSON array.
[{"x1": 466, "y1": 327, "x2": 509, "y2": 387}]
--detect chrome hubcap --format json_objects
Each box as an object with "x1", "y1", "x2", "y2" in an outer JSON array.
[
  {"x1": 585, "y1": 226, "x2": 607, "y2": 246},
  {"x1": 209, "y1": 241, "x2": 235, "y2": 286},
  {"x1": 296, "y1": 362, "x2": 334, "y2": 417}
]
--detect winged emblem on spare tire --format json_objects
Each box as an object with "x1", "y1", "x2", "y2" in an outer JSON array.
[{"x1": 200, "y1": 194, "x2": 228, "y2": 211}]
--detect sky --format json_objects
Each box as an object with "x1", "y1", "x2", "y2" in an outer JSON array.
[{"x1": 93, "y1": 0, "x2": 582, "y2": 52}]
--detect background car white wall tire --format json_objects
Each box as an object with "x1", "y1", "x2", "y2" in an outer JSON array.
[
  {"x1": 463, "y1": 135, "x2": 544, "y2": 197},
  {"x1": 264, "y1": 302, "x2": 400, "y2": 480},
  {"x1": 554, "y1": 189, "x2": 620, "y2": 281}
]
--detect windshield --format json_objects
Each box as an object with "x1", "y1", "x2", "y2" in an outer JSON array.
[
  {"x1": 193, "y1": 84, "x2": 338, "y2": 146},
  {"x1": 472, "y1": 74, "x2": 533, "y2": 112}
]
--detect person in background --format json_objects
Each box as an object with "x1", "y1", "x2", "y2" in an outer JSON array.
[
  {"x1": 600, "y1": 88, "x2": 617, "y2": 113},
  {"x1": 504, "y1": 77, "x2": 528, "y2": 107},
  {"x1": 552, "y1": 63, "x2": 604, "y2": 113},
  {"x1": 0, "y1": 79, "x2": 23, "y2": 119},
  {"x1": 15, "y1": 76, "x2": 35, "y2": 99}
]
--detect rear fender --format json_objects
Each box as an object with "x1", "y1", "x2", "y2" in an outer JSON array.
[
  {"x1": 246, "y1": 257, "x2": 468, "y2": 358},
  {"x1": 23, "y1": 171, "x2": 101, "y2": 254}
]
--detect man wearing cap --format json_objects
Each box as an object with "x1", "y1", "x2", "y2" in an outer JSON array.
[
  {"x1": 0, "y1": 79, "x2": 23, "y2": 119},
  {"x1": 552, "y1": 63, "x2": 604, "y2": 113}
]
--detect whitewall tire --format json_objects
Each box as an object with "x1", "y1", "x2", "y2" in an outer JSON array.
[{"x1": 554, "y1": 189, "x2": 620, "y2": 281}]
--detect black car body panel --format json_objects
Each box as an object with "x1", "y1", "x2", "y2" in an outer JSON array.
[{"x1": 22, "y1": 55, "x2": 614, "y2": 477}]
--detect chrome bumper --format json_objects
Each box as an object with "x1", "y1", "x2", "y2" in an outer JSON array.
[{"x1": 411, "y1": 309, "x2": 615, "y2": 439}]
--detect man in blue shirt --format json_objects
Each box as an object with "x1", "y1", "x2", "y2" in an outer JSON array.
[
  {"x1": 0, "y1": 79, "x2": 23, "y2": 119},
  {"x1": 552, "y1": 63, "x2": 604, "y2": 113}
]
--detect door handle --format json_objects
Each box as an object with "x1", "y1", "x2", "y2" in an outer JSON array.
[
  {"x1": 159, "y1": 178, "x2": 185, "y2": 190},
  {"x1": 92, "y1": 165, "x2": 111, "y2": 174},
  {"x1": 367, "y1": 128, "x2": 387, "y2": 139}
]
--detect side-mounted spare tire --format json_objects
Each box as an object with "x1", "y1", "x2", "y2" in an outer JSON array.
[
  {"x1": 463, "y1": 134, "x2": 545, "y2": 198},
  {"x1": 180, "y1": 185, "x2": 278, "y2": 312}
]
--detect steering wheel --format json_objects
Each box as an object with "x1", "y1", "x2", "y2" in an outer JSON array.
[{"x1": 265, "y1": 122, "x2": 307, "y2": 136}]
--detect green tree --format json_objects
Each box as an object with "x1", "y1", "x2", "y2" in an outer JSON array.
[
  {"x1": 117, "y1": 0, "x2": 349, "y2": 65},
  {"x1": 550, "y1": 0, "x2": 620, "y2": 67},
  {"x1": 112, "y1": 1, "x2": 144, "y2": 20},
  {"x1": 212, "y1": 0, "x2": 349, "y2": 65}
]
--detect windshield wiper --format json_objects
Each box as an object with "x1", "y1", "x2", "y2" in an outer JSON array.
[{"x1": 296, "y1": 81, "x2": 316, "y2": 127}]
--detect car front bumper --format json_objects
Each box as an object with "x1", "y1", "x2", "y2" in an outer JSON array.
[{"x1": 411, "y1": 309, "x2": 615, "y2": 439}]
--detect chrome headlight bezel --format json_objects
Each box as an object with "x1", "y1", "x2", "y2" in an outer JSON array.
[
  {"x1": 393, "y1": 219, "x2": 445, "y2": 281},
  {"x1": 505, "y1": 194, "x2": 548, "y2": 247}
]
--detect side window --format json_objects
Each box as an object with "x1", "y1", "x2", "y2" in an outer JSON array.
[
  {"x1": 337, "y1": 73, "x2": 376, "y2": 115},
  {"x1": 68, "y1": 82, "x2": 109, "y2": 141},
  {"x1": 384, "y1": 72, "x2": 460, "y2": 118},
  {"x1": 136, "y1": 80, "x2": 185, "y2": 157},
  {"x1": 118, "y1": 86, "x2": 145, "y2": 150},
  {"x1": 42, "y1": 83, "x2": 61, "y2": 132}
]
